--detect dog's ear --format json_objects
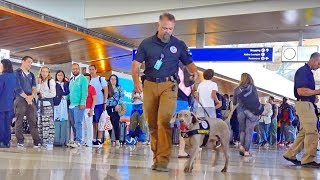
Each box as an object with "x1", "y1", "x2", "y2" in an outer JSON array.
[
  {"x1": 190, "y1": 112, "x2": 197, "y2": 124},
  {"x1": 170, "y1": 113, "x2": 178, "y2": 124}
]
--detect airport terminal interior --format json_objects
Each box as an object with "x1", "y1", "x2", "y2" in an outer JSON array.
[{"x1": 1, "y1": 0, "x2": 320, "y2": 179}]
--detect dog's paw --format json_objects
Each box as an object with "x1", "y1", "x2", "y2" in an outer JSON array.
[
  {"x1": 221, "y1": 167, "x2": 227, "y2": 173},
  {"x1": 184, "y1": 166, "x2": 193, "y2": 173}
]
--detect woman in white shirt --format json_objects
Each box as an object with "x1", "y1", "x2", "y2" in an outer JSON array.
[
  {"x1": 37, "y1": 66, "x2": 56, "y2": 150},
  {"x1": 259, "y1": 97, "x2": 273, "y2": 148}
]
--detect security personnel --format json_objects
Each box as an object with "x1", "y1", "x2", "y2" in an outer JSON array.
[
  {"x1": 132, "y1": 13, "x2": 198, "y2": 172},
  {"x1": 283, "y1": 52, "x2": 320, "y2": 168}
]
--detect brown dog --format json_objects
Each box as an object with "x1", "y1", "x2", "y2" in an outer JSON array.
[{"x1": 171, "y1": 105, "x2": 237, "y2": 173}]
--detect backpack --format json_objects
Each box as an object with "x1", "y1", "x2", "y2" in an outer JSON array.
[
  {"x1": 279, "y1": 104, "x2": 295, "y2": 122},
  {"x1": 237, "y1": 85, "x2": 264, "y2": 116},
  {"x1": 219, "y1": 93, "x2": 227, "y2": 110}
]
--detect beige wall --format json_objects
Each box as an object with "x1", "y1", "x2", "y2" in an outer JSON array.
[{"x1": 85, "y1": 0, "x2": 247, "y2": 18}]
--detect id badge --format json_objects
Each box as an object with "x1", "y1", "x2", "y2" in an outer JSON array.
[{"x1": 154, "y1": 59, "x2": 163, "y2": 70}]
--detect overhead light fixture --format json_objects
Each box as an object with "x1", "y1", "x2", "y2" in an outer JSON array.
[
  {"x1": 29, "y1": 42, "x2": 62, "y2": 50},
  {"x1": 305, "y1": 24, "x2": 309, "y2": 27}
]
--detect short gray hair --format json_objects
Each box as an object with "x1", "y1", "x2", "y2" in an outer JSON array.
[{"x1": 310, "y1": 52, "x2": 320, "y2": 60}]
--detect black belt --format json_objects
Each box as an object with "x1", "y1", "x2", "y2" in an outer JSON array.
[
  {"x1": 297, "y1": 98, "x2": 312, "y2": 102},
  {"x1": 146, "y1": 75, "x2": 177, "y2": 83}
]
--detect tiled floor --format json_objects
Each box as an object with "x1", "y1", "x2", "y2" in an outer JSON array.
[{"x1": 0, "y1": 141, "x2": 319, "y2": 180}]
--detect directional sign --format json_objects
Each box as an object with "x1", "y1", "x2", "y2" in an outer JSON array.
[
  {"x1": 132, "y1": 47, "x2": 273, "y2": 62},
  {"x1": 189, "y1": 47, "x2": 273, "y2": 62}
]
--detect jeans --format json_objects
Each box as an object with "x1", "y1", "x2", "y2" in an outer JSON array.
[
  {"x1": 0, "y1": 111, "x2": 14, "y2": 145},
  {"x1": 69, "y1": 106, "x2": 85, "y2": 142},
  {"x1": 259, "y1": 122, "x2": 270, "y2": 143},
  {"x1": 238, "y1": 110, "x2": 259, "y2": 151},
  {"x1": 269, "y1": 119, "x2": 277, "y2": 145}
]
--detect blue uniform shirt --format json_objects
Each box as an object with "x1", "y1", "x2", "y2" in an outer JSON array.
[
  {"x1": 135, "y1": 32, "x2": 193, "y2": 79},
  {"x1": 294, "y1": 63, "x2": 315, "y2": 103}
]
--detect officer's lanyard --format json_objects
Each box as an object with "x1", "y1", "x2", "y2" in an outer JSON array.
[{"x1": 154, "y1": 42, "x2": 171, "y2": 70}]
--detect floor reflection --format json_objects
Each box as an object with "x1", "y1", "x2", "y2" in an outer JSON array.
[{"x1": 0, "y1": 143, "x2": 318, "y2": 180}]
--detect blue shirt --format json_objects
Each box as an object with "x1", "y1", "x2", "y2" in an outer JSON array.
[
  {"x1": 15, "y1": 68, "x2": 36, "y2": 99},
  {"x1": 294, "y1": 64, "x2": 315, "y2": 103},
  {"x1": 135, "y1": 32, "x2": 193, "y2": 79},
  {"x1": 0, "y1": 73, "x2": 17, "y2": 112}
]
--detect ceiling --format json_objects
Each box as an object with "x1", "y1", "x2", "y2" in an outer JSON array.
[
  {"x1": 0, "y1": 7, "x2": 131, "y2": 72},
  {"x1": 96, "y1": 8, "x2": 320, "y2": 47}
]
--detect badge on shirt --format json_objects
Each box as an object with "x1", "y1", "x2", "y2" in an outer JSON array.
[
  {"x1": 154, "y1": 53, "x2": 164, "y2": 70},
  {"x1": 154, "y1": 60, "x2": 163, "y2": 70},
  {"x1": 170, "y1": 46, "x2": 177, "y2": 54}
]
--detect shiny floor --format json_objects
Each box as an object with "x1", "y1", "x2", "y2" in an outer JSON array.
[{"x1": 1, "y1": 139, "x2": 320, "y2": 180}]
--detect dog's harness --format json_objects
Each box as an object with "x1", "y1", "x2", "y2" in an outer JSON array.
[{"x1": 181, "y1": 119, "x2": 210, "y2": 138}]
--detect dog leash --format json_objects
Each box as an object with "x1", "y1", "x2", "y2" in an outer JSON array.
[{"x1": 192, "y1": 95, "x2": 211, "y2": 118}]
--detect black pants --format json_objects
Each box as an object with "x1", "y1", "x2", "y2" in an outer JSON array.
[
  {"x1": 107, "y1": 106, "x2": 120, "y2": 141},
  {"x1": 230, "y1": 119, "x2": 240, "y2": 141}
]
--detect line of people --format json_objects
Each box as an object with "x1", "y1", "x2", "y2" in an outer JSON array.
[{"x1": 0, "y1": 56, "x2": 128, "y2": 149}]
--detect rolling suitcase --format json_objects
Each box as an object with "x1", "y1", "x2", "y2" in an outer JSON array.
[
  {"x1": 119, "y1": 121, "x2": 127, "y2": 145},
  {"x1": 172, "y1": 124, "x2": 179, "y2": 145}
]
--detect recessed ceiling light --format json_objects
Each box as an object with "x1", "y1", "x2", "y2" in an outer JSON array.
[{"x1": 305, "y1": 24, "x2": 309, "y2": 27}]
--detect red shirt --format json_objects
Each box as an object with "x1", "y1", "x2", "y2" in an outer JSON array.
[{"x1": 86, "y1": 85, "x2": 96, "y2": 109}]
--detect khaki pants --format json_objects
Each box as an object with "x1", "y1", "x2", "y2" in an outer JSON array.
[
  {"x1": 143, "y1": 80, "x2": 177, "y2": 167},
  {"x1": 284, "y1": 101, "x2": 318, "y2": 164}
]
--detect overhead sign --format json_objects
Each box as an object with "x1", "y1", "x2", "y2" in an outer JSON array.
[
  {"x1": 282, "y1": 46, "x2": 319, "y2": 62},
  {"x1": 132, "y1": 47, "x2": 273, "y2": 62},
  {"x1": 0, "y1": 49, "x2": 10, "y2": 60}
]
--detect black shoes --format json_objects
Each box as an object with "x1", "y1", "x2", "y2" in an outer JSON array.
[
  {"x1": 302, "y1": 161, "x2": 320, "y2": 168},
  {"x1": 283, "y1": 156, "x2": 301, "y2": 165}
]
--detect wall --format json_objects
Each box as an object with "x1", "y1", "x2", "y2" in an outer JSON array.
[
  {"x1": 85, "y1": 0, "x2": 248, "y2": 19},
  {"x1": 7, "y1": 0, "x2": 86, "y2": 26}
]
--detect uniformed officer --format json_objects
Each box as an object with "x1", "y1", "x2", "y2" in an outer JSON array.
[
  {"x1": 283, "y1": 52, "x2": 320, "y2": 168},
  {"x1": 132, "y1": 13, "x2": 198, "y2": 172}
]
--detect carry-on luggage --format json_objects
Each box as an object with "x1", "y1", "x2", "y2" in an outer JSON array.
[
  {"x1": 172, "y1": 124, "x2": 179, "y2": 145},
  {"x1": 119, "y1": 121, "x2": 127, "y2": 145}
]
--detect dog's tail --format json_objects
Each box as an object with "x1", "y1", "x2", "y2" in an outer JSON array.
[{"x1": 224, "y1": 103, "x2": 239, "y2": 129}]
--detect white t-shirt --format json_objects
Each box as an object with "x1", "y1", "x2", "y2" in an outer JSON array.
[
  {"x1": 197, "y1": 80, "x2": 218, "y2": 107},
  {"x1": 90, "y1": 76, "x2": 108, "y2": 105}
]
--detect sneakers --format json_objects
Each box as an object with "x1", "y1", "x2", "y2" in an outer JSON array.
[
  {"x1": 93, "y1": 140, "x2": 102, "y2": 148},
  {"x1": 34, "y1": 143, "x2": 44, "y2": 149},
  {"x1": 17, "y1": 143, "x2": 24, "y2": 148},
  {"x1": 66, "y1": 141, "x2": 73, "y2": 147},
  {"x1": 70, "y1": 141, "x2": 81, "y2": 148}
]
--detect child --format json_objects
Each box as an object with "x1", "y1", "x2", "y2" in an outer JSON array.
[
  {"x1": 126, "y1": 76, "x2": 148, "y2": 145},
  {"x1": 82, "y1": 73, "x2": 96, "y2": 147}
]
